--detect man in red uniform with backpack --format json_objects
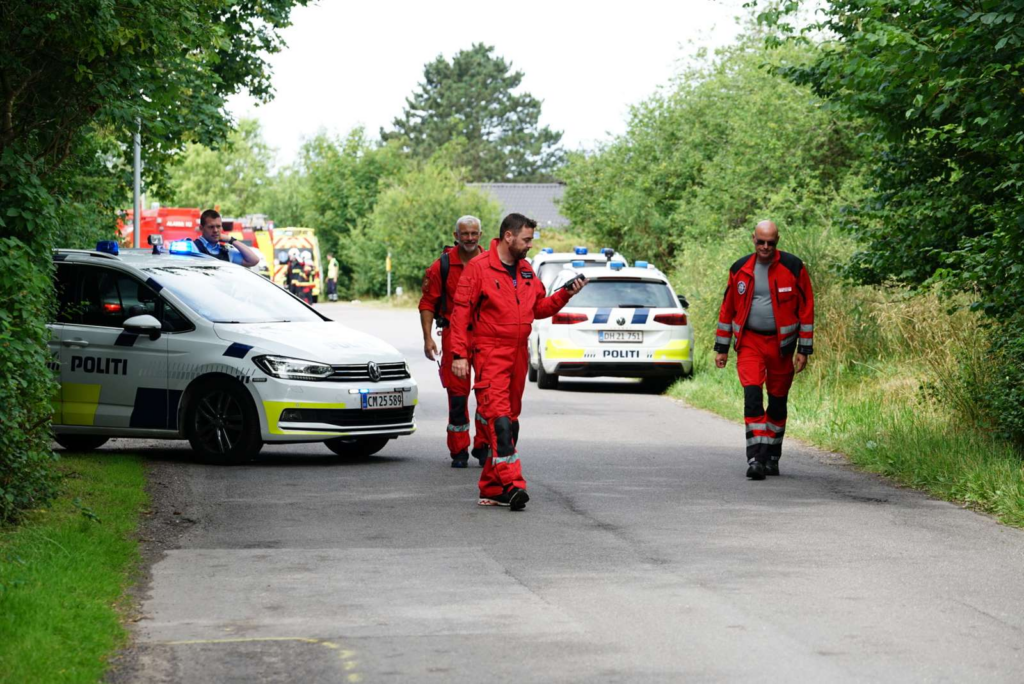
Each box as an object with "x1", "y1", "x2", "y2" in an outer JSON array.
[
  {"x1": 450, "y1": 213, "x2": 587, "y2": 511},
  {"x1": 419, "y1": 216, "x2": 490, "y2": 468},
  {"x1": 715, "y1": 220, "x2": 815, "y2": 480}
]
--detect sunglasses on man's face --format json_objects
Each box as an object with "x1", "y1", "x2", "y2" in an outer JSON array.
[{"x1": 755, "y1": 239, "x2": 777, "y2": 247}]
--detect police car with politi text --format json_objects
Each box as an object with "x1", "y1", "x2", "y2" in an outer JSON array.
[
  {"x1": 48, "y1": 240, "x2": 417, "y2": 463},
  {"x1": 528, "y1": 259, "x2": 693, "y2": 391}
]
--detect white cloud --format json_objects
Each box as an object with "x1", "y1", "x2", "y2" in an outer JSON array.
[{"x1": 228, "y1": 0, "x2": 746, "y2": 167}]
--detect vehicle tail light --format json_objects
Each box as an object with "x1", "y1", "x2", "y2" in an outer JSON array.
[
  {"x1": 552, "y1": 312, "x2": 588, "y2": 325},
  {"x1": 654, "y1": 313, "x2": 687, "y2": 326},
  {"x1": 103, "y1": 303, "x2": 122, "y2": 313}
]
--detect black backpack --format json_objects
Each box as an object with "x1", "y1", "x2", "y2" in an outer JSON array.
[{"x1": 434, "y1": 249, "x2": 452, "y2": 329}]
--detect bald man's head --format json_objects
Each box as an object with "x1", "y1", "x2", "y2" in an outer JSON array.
[{"x1": 753, "y1": 220, "x2": 779, "y2": 263}]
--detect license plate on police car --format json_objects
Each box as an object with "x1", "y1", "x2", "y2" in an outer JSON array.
[
  {"x1": 362, "y1": 392, "x2": 403, "y2": 409},
  {"x1": 599, "y1": 330, "x2": 643, "y2": 343}
]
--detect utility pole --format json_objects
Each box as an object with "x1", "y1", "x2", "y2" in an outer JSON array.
[
  {"x1": 386, "y1": 251, "x2": 392, "y2": 298},
  {"x1": 132, "y1": 118, "x2": 141, "y2": 248}
]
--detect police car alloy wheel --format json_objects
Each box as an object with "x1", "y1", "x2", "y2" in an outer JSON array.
[{"x1": 184, "y1": 378, "x2": 262, "y2": 464}]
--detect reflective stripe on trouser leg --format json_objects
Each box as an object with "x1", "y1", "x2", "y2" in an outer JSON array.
[
  {"x1": 743, "y1": 384, "x2": 768, "y2": 463},
  {"x1": 766, "y1": 393, "x2": 788, "y2": 461},
  {"x1": 473, "y1": 410, "x2": 489, "y2": 452},
  {"x1": 446, "y1": 392, "x2": 471, "y2": 457}
]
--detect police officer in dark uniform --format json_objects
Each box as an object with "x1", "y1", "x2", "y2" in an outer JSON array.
[{"x1": 193, "y1": 209, "x2": 260, "y2": 267}]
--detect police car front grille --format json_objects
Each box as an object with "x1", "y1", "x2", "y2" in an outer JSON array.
[
  {"x1": 279, "y1": 407, "x2": 415, "y2": 428},
  {"x1": 326, "y1": 362, "x2": 409, "y2": 382}
]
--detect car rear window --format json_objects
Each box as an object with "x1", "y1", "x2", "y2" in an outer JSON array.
[{"x1": 568, "y1": 279, "x2": 678, "y2": 309}]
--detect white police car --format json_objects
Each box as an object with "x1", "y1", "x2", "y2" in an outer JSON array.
[
  {"x1": 48, "y1": 240, "x2": 417, "y2": 463},
  {"x1": 528, "y1": 259, "x2": 693, "y2": 391},
  {"x1": 530, "y1": 246, "x2": 628, "y2": 290}
]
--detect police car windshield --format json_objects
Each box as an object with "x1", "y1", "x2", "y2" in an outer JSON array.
[
  {"x1": 567, "y1": 279, "x2": 678, "y2": 309},
  {"x1": 140, "y1": 264, "x2": 323, "y2": 324}
]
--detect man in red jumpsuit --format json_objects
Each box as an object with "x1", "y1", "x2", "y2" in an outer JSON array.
[
  {"x1": 715, "y1": 220, "x2": 815, "y2": 480},
  {"x1": 418, "y1": 216, "x2": 490, "y2": 468},
  {"x1": 450, "y1": 213, "x2": 587, "y2": 510}
]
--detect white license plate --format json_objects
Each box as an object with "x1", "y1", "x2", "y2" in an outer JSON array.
[
  {"x1": 599, "y1": 330, "x2": 643, "y2": 343},
  {"x1": 362, "y1": 392, "x2": 403, "y2": 409}
]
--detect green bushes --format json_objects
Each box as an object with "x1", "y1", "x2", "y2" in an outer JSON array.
[
  {"x1": 990, "y1": 315, "x2": 1024, "y2": 447},
  {"x1": 346, "y1": 162, "x2": 501, "y2": 297}
]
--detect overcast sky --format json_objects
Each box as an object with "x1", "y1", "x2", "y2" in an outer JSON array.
[{"x1": 228, "y1": 0, "x2": 748, "y2": 168}]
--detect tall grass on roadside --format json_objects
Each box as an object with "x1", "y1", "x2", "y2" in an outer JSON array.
[
  {"x1": 667, "y1": 225, "x2": 1024, "y2": 528},
  {"x1": 0, "y1": 454, "x2": 147, "y2": 684}
]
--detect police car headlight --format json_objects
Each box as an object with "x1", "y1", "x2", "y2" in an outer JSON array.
[{"x1": 253, "y1": 355, "x2": 333, "y2": 381}]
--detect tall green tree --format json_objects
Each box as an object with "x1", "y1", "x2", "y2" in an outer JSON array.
[
  {"x1": 346, "y1": 161, "x2": 502, "y2": 296},
  {"x1": 160, "y1": 118, "x2": 272, "y2": 215},
  {"x1": 0, "y1": 0, "x2": 307, "y2": 524},
  {"x1": 764, "y1": 0, "x2": 1024, "y2": 317},
  {"x1": 381, "y1": 43, "x2": 564, "y2": 182},
  {"x1": 296, "y1": 129, "x2": 409, "y2": 283},
  {"x1": 560, "y1": 34, "x2": 871, "y2": 265}
]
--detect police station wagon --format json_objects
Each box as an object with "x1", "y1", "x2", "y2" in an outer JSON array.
[
  {"x1": 48, "y1": 241, "x2": 417, "y2": 463},
  {"x1": 528, "y1": 260, "x2": 694, "y2": 391}
]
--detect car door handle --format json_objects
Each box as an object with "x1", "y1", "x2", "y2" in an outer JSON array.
[{"x1": 62, "y1": 338, "x2": 89, "y2": 348}]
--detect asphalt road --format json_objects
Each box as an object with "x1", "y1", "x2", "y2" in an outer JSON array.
[{"x1": 110, "y1": 303, "x2": 1024, "y2": 683}]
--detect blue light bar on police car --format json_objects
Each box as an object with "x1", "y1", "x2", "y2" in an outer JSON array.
[
  {"x1": 169, "y1": 239, "x2": 198, "y2": 255},
  {"x1": 574, "y1": 246, "x2": 588, "y2": 255},
  {"x1": 634, "y1": 260, "x2": 648, "y2": 269},
  {"x1": 609, "y1": 262, "x2": 624, "y2": 271},
  {"x1": 95, "y1": 240, "x2": 119, "y2": 256},
  {"x1": 571, "y1": 260, "x2": 585, "y2": 268},
  {"x1": 542, "y1": 247, "x2": 554, "y2": 254}
]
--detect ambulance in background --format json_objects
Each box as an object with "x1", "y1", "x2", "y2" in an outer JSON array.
[
  {"x1": 221, "y1": 214, "x2": 275, "y2": 279},
  {"x1": 272, "y1": 227, "x2": 323, "y2": 302}
]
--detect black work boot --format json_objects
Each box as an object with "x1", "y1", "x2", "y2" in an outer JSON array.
[
  {"x1": 746, "y1": 459, "x2": 766, "y2": 480},
  {"x1": 765, "y1": 459, "x2": 780, "y2": 476}
]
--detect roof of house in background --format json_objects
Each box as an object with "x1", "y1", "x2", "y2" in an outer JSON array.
[{"x1": 467, "y1": 183, "x2": 571, "y2": 228}]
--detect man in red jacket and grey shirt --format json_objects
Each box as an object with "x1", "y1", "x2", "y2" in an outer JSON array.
[
  {"x1": 419, "y1": 216, "x2": 491, "y2": 468},
  {"x1": 450, "y1": 213, "x2": 587, "y2": 510},
  {"x1": 715, "y1": 220, "x2": 815, "y2": 480}
]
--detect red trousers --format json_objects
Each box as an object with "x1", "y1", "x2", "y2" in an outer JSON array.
[
  {"x1": 440, "y1": 338, "x2": 488, "y2": 459},
  {"x1": 471, "y1": 340, "x2": 529, "y2": 497},
  {"x1": 736, "y1": 331, "x2": 794, "y2": 464}
]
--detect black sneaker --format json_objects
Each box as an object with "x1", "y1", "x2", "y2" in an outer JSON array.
[
  {"x1": 451, "y1": 459, "x2": 468, "y2": 469},
  {"x1": 477, "y1": 487, "x2": 530, "y2": 510},
  {"x1": 746, "y1": 461, "x2": 766, "y2": 480},
  {"x1": 471, "y1": 446, "x2": 490, "y2": 467},
  {"x1": 765, "y1": 460, "x2": 780, "y2": 476},
  {"x1": 508, "y1": 488, "x2": 529, "y2": 511},
  {"x1": 451, "y1": 450, "x2": 469, "y2": 468}
]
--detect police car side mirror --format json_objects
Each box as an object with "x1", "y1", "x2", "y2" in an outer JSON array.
[
  {"x1": 678, "y1": 296, "x2": 690, "y2": 309},
  {"x1": 123, "y1": 314, "x2": 162, "y2": 341}
]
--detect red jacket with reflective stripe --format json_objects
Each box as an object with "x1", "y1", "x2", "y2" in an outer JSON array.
[
  {"x1": 450, "y1": 239, "x2": 572, "y2": 356},
  {"x1": 418, "y1": 246, "x2": 487, "y2": 320},
  {"x1": 715, "y1": 251, "x2": 815, "y2": 356}
]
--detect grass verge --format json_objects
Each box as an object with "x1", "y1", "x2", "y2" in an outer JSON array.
[
  {"x1": 0, "y1": 453, "x2": 147, "y2": 683},
  {"x1": 670, "y1": 354, "x2": 1024, "y2": 528}
]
